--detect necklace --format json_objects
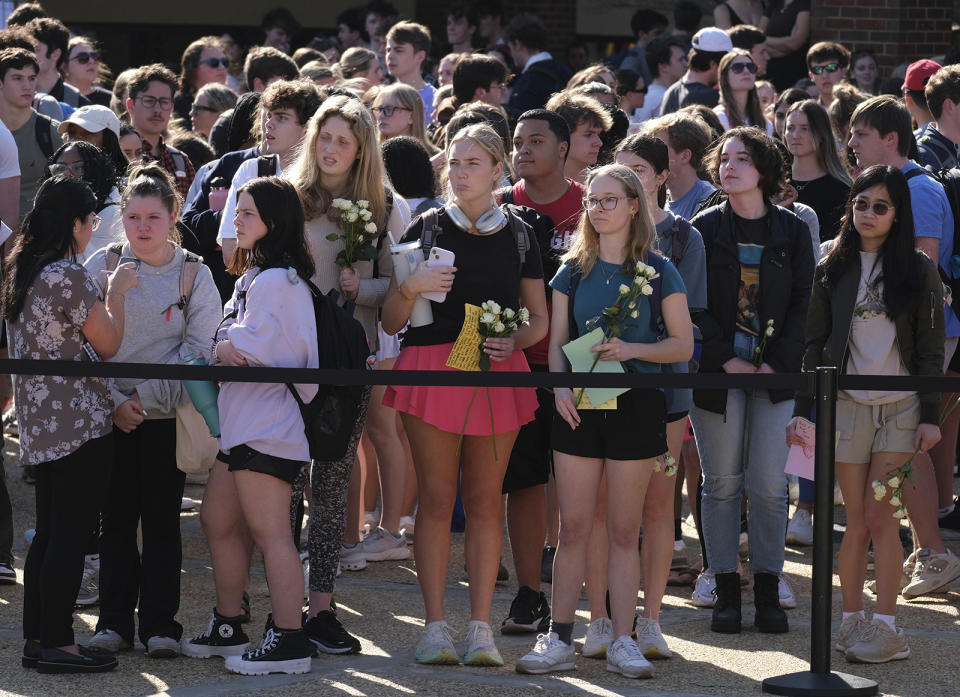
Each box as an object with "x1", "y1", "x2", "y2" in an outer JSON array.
[{"x1": 599, "y1": 259, "x2": 620, "y2": 285}]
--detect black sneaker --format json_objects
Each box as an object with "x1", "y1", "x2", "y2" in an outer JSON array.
[
  {"x1": 225, "y1": 626, "x2": 312, "y2": 675},
  {"x1": 541, "y1": 546, "x2": 556, "y2": 584},
  {"x1": 181, "y1": 609, "x2": 250, "y2": 659},
  {"x1": 938, "y1": 499, "x2": 960, "y2": 540},
  {"x1": 304, "y1": 610, "x2": 362, "y2": 654},
  {"x1": 501, "y1": 586, "x2": 551, "y2": 634},
  {"x1": 22, "y1": 639, "x2": 40, "y2": 669},
  {"x1": 36, "y1": 645, "x2": 118, "y2": 674}
]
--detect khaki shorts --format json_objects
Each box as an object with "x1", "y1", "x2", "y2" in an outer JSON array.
[{"x1": 835, "y1": 394, "x2": 920, "y2": 464}]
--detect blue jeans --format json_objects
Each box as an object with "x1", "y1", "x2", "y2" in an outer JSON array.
[{"x1": 690, "y1": 389, "x2": 793, "y2": 575}]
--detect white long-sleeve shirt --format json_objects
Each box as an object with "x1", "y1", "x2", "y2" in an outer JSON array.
[{"x1": 216, "y1": 267, "x2": 318, "y2": 461}]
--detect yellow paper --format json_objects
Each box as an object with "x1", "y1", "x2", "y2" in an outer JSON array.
[
  {"x1": 446, "y1": 303, "x2": 484, "y2": 371},
  {"x1": 574, "y1": 388, "x2": 618, "y2": 410}
]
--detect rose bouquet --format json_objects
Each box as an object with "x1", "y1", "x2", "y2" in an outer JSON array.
[{"x1": 325, "y1": 198, "x2": 379, "y2": 268}]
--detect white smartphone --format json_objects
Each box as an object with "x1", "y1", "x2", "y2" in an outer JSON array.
[{"x1": 421, "y1": 246, "x2": 455, "y2": 303}]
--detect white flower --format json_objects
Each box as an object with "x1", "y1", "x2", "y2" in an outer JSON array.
[
  {"x1": 331, "y1": 198, "x2": 345, "y2": 209},
  {"x1": 636, "y1": 260, "x2": 646, "y2": 274},
  {"x1": 356, "y1": 234, "x2": 365, "y2": 243},
  {"x1": 643, "y1": 265, "x2": 656, "y2": 279},
  {"x1": 364, "y1": 222, "x2": 377, "y2": 234},
  {"x1": 887, "y1": 476, "x2": 900, "y2": 488},
  {"x1": 360, "y1": 209, "x2": 372, "y2": 221},
  {"x1": 641, "y1": 284, "x2": 653, "y2": 295},
  {"x1": 503, "y1": 308, "x2": 515, "y2": 320},
  {"x1": 518, "y1": 307, "x2": 529, "y2": 322},
  {"x1": 618, "y1": 283, "x2": 630, "y2": 295},
  {"x1": 765, "y1": 325, "x2": 774, "y2": 337},
  {"x1": 487, "y1": 301, "x2": 501, "y2": 314},
  {"x1": 346, "y1": 211, "x2": 359, "y2": 223},
  {"x1": 634, "y1": 275, "x2": 644, "y2": 286},
  {"x1": 357, "y1": 199, "x2": 369, "y2": 209},
  {"x1": 480, "y1": 312, "x2": 496, "y2": 324},
  {"x1": 630, "y1": 310, "x2": 639, "y2": 318},
  {"x1": 493, "y1": 321, "x2": 506, "y2": 333},
  {"x1": 893, "y1": 507, "x2": 908, "y2": 519},
  {"x1": 889, "y1": 495, "x2": 901, "y2": 507}
]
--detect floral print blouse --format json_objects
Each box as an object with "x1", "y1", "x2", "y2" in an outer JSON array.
[{"x1": 7, "y1": 259, "x2": 113, "y2": 465}]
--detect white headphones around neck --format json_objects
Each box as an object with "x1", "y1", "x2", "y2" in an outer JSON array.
[{"x1": 445, "y1": 201, "x2": 507, "y2": 234}]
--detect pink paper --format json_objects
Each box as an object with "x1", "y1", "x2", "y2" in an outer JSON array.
[{"x1": 784, "y1": 418, "x2": 816, "y2": 480}]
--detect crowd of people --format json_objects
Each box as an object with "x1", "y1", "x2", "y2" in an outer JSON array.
[{"x1": 1, "y1": 0, "x2": 960, "y2": 683}]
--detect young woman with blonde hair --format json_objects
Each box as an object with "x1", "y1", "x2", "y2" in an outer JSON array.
[
  {"x1": 382, "y1": 123, "x2": 548, "y2": 667},
  {"x1": 287, "y1": 94, "x2": 407, "y2": 653},
  {"x1": 516, "y1": 163, "x2": 693, "y2": 679},
  {"x1": 334, "y1": 47, "x2": 383, "y2": 89},
  {"x1": 372, "y1": 82, "x2": 436, "y2": 154}
]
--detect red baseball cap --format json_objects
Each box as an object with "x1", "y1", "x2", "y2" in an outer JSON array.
[{"x1": 902, "y1": 59, "x2": 942, "y2": 92}]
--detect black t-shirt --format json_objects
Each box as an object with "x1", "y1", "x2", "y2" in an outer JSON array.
[
  {"x1": 400, "y1": 209, "x2": 543, "y2": 347},
  {"x1": 659, "y1": 80, "x2": 719, "y2": 116},
  {"x1": 793, "y1": 174, "x2": 850, "y2": 242},
  {"x1": 764, "y1": 0, "x2": 811, "y2": 91}
]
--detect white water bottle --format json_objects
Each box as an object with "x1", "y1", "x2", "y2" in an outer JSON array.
[{"x1": 390, "y1": 239, "x2": 434, "y2": 327}]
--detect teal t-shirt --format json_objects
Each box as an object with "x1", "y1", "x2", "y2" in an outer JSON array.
[{"x1": 550, "y1": 256, "x2": 686, "y2": 373}]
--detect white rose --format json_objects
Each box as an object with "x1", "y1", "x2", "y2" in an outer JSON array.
[
  {"x1": 887, "y1": 476, "x2": 900, "y2": 488},
  {"x1": 331, "y1": 198, "x2": 344, "y2": 209},
  {"x1": 636, "y1": 260, "x2": 646, "y2": 274},
  {"x1": 765, "y1": 325, "x2": 774, "y2": 337},
  {"x1": 641, "y1": 284, "x2": 653, "y2": 295},
  {"x1": 618, "y1": 283, "x2": 630, "y2": 295},
  {"x1": 346, "y1": 211, "x2": 359, "y2": 222},
  {"x1": 357, "y1": 200, "x2": 370, "y2": 209},
  {"x1": 518, "y1": 308, "x2": 529, "y2": 322},
  {"x1": 633, "y1": 276, "x2": 644, "y2": 286},
  {"x1": 364, "y1": 222, "x2": 377, "y2": 234},
  {"x1": 630, "y1": 310, "x2": 639, "y2": 318},
  {"x1": 493, "y1": 321, "x2": 506, "y2": 333},
  {"x1": 480, "y1": 312, "x2": 495, "y2": 324},
  {"x1": 643, "y1": 265, "x2": 656, "y2": 278},
  {"x1": 360, "y1": 209, "x2": 372, "y2": 221},
  {"x1": 503, "y1": 308, "x2": 515, "y2": 320},
  {"x1": 889, "y1": 495, "x2": 901, "y2": 507},
  {"x1": 488, "y1": 301, "x2": 501, "y2": 314},
  {"x1": 893, "y1": 507, "x2": 908, "y2": 519}
]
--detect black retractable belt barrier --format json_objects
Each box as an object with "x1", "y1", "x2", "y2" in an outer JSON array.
[{"x1": 763, "y1": 367, "x2": 877, "y2": 697}]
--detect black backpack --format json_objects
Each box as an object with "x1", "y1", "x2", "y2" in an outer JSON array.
[
  {"x1": 35, "y1": 112, "x2": 55, "y2": 159},
  {"x1": 286, "y1": 276, "x2": 371, "y2": 462},
  {"x1": 904, "y1": 166, "x2": 960, "y2": 320}
]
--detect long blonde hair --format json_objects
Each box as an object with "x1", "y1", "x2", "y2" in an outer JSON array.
[
  {"x1": 563, "y1": 164, "x2": 656, "y2": 277},
  {"x1": 334, "y1": 47, "x2": 377, "y2": 80},
  {"x1": 288, "y1": 95, "x2": 388, "y2": 226},
  {"x1": 373, "y1": 82, "x2": 436, "y2": 153},
  {"x1": 443, "y1": 123, "x2": 510, "y2": 201}
]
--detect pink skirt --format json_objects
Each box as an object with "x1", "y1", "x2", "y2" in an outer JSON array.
[{"x1": 383, "y1": 342, "x2": 538, "y2": 436}]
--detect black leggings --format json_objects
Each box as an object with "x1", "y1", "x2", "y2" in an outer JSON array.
[{"x1": 23, "y1": 434, "x2": 112, "y2": 647}]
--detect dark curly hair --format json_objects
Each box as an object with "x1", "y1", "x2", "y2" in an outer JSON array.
[
  {"x1": 45, "y1": 140, "x2": 117, "y2": 209},
  {"x1": 703, "y1": 126, "x2": 787, "y2": 201}
]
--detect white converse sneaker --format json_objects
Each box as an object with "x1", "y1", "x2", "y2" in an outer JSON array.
[
  {"x1": 606, "y1": 635, "x2": 653, "y2": 678},
  {"x1": 779, "y1": 573, "x2": 797, "y2": 609},
  {"x1": 691, "y1": 568, "x2": 717, "y2": 607},
  {"x1": 515, "y1": 632, "x2": 575, "y2": 674},
  {"x1": 360, "y1": 527, "x2": 410, "y2": 562},
  {"x1": 634, "y1": 617, "x2": 672, "y2": 659},
  {"x1": 582, "y1": 617, "x2": 613, "y2": 658},
  {"x1": 416, "y1": 621, "x2": 460, "y2": 665},
  {"x1": 463, "y1": 621, "x2": 503, "y2": 666}
]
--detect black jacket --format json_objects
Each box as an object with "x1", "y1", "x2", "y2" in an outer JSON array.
[
  {"x1": 506, "y1": 58, "x2": 571, "y2": 122},
  {"x1": 794, "y1": 252, "x2": 944, "y2": 424},
  {"x1": 690, "y1": 202, "x2": 814, "y2": 413}
]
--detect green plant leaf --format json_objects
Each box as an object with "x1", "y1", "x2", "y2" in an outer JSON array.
[
  {"x1": 479, "y1": 353, "x2": 491, "y2": 372},
  {"x1": 326, "y1": 233, "x2": 341, "y2": 241}
]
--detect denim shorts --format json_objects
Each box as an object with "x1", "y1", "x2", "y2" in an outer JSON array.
[{"x1": 835, "y1": 394, "x2": 920, "y2": 464}]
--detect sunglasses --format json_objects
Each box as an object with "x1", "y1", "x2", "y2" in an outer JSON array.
[
  {"x1": 199, "y1": 57, "x2": 230, "y2": 69},
  {"x1": 810, "y1": 62, "x2": 841, "y2": 75},
  {"x1": 372, "y1": 105, "x2": 411, "y2": 117},
  {"x1": 729, "y1": 62, "x2": 758, "y2": 75},
  {"x1": 70, "y1": 51, "x2": 100, "y2": 64},
  {"x1": 190, "y1": 103, "x2": 219, "y2": 114},
  {"x1": 853, "y1": 197, "x2": 894, "y2": 216},
  {"x1": 628, "y1": 85, "x2": 648, "y2": 94}
]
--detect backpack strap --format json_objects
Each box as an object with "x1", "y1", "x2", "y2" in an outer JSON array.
[
  {"x1": 178, "y1": 251, "x2": 203, "y2": 313},
  {"x1": 34, "y1": 113, "x2": 54, "y2": 159},
  {"x1": 669, "y1": 216, "x2": 690, "y2": 268},
  {"x1": 104, "y1": 242, "x2": 124, "y2": 272},
  {"x1": 505, "y1": 208, "x2": 530, "y2": 271},
  {"x1": 500, "y1": 188, "x2": 514, "y2": 205},
  {"x1": 567, "y1": 267, "x2": 582, "y2": 349},
  {"x1": 645, "y1": 253, "x2": 667, "y2": 338},
  {"x1": 373, "y1": 190, "x2": 393, "y2": 279},
  {"x1": 170, "y1": 150, "x2": 187, "y2": 177},
  {"x1": 257, "y1": 154, "x2": 278, "y2": 177},
  {"x1": 420, "y1": 208, "x2": 443, "y2": 260}
]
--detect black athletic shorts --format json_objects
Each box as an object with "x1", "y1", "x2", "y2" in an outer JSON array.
[
  {"x1": 502, "y1": 382, "x2": 554, "y2": 494},
  {"x1": 223, "y1": 444, "x2": 306, "y2": 485},
  {"x1": 552, "y1": 388, "x2": 667, "y2": 461}
]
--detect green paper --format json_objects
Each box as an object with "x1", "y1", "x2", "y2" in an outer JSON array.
[{"x1": 562, "y1": 327, "x2": 629, "y2": 406}]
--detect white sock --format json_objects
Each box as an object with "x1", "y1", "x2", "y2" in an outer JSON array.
[
  {"x1": 938, "y1": 503, "x2": 955, "y2": 518},
  {"x1": 873, "y1": 613, "x2": 896, "y2": 630},
  {"x1": 842, "y1": 610, "x2": 864, "y2": 621}
]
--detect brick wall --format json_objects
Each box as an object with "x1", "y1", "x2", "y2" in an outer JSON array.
[{"x1": 812, "y1": 0, "x2": 954, "y2": 74}]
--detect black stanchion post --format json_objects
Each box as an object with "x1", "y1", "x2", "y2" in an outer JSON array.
[{"x1": 762, "y1": 367, "x2": 878, "y2": 696}]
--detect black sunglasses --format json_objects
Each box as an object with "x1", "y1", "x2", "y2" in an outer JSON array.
[
  {"x1": 628, "y1": 85, "x2": 648, "y2": 94},
  {"x1": 190, "y1": 103, "x2": 219, "y2": 114},
  {"x1": 853, "y1": 197, "x2": 894, "y2": 216},
  {"x1": 810, "y1": 63, "x2": 841, "y2": 75},
  {"x1": 729, "y1": 62, "x2": 758, "y2": 75},
  {"x1": 199, "y1": 57, "x2": 230, "y2": 69},
  {"x1": 70, "y1": 51, "x2": 100, "y2": 64}
]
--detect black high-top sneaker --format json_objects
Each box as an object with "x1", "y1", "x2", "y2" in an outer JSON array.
[
  {"x1": 711, "y1": 572, "x2": 742, "y2": 633},
  {"x1": 225, "y1": 626, "x2": 313, "y2": 675},
  {"x1": 181, "y1": 609, "x2": 250, "y2": 658}
]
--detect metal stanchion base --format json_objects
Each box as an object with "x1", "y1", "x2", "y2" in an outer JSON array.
[{"x1": 762, "y1": 671, "x2": 878, "y2": 696}]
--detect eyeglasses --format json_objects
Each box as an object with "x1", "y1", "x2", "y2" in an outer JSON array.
[
  {"x1": 49, "y1": 161, "x2": 84, "y2": 177},
  {"x1": 198, "y1": 57, "x2": 230, "y2": 69},
  {"x1": 91, "y1": 214, "x2": 102, "y2": 232},
  {"x1": 137, "y1": 95, "x2": 174, "y2": 110},
  {"x1": 70, "y1": 51, "x2": 100, "y2": 64},
  {"x1": 853, "y1": 197, "x2": 894, "y2": 216},
  {"x1": 729, "y1": 62, "x2": 758, "y2": 75},
  {"x1": 582, "y1": 195, "x2": 635, "y2": 211},
  {"x1": 372, "y1": 105, "x2": 411, "y2": 117},
  {"x1": 190, "y1": 103, "x2": 219, "y2": 114},
  {"x1": 810, "y1": 63, "x2": 842, "y2": 75}
]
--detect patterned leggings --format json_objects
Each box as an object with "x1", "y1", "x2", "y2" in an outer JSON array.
[{"x1": 289, "y1": 386, "x2": 370, "y2": 593}]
